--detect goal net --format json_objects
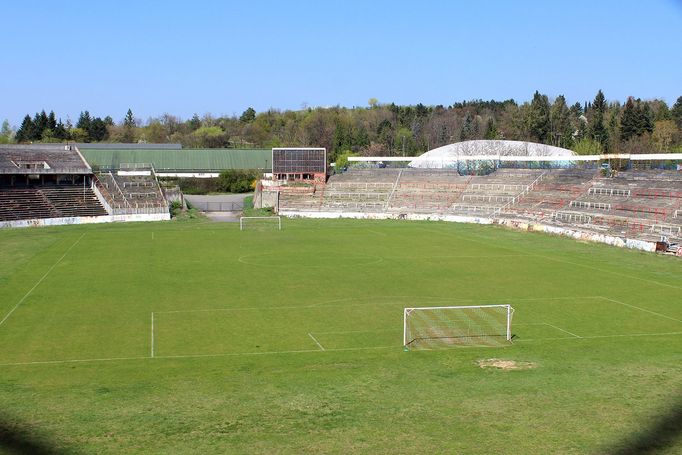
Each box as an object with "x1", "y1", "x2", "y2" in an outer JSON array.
[
  {"x1": 239, "y1": 216, "x2": 282, "y2": 231},
  {"x1": 403, "y1": 304, "x2": 514, "y2": 350}
]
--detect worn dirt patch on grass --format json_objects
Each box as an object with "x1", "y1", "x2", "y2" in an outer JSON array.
[{"x1": 477, "y1": 358, "x2": 537, "y2": 370}]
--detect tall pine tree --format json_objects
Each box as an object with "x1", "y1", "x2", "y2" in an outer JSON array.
[
  {"x1": 528, "y1": 91, "x2": 550, "y2": 143},
  {"x1": 589, "y1": 90, "x2": 608, "y2": 150}
]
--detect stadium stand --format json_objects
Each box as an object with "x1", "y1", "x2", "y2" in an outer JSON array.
[
  {"x1": 0, "y1": 145, "x2": 108, "y2": 223},
  {"x1": 0, "y1": 145, "x2": 169, "y2": 226},
  {"x1": 278, "y1": 166, "x2": 682, "y2": 244}
]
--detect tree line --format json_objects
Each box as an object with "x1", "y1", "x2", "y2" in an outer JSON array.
[{"x1": 2, "y1": 90, "x2": 682, "y2": 162}]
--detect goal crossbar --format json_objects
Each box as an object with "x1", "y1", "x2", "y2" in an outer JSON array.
[{"x1": 404, "y1": 304, "x2": 514, "y2": 349}]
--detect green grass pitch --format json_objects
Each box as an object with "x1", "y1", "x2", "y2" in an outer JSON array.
[{"x1": 0, "y1": 218, "x2": 681, "y2": 453}]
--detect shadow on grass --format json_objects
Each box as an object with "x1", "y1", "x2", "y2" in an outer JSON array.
[
  {"x1": 0, "y1": 412, "x2": 80, "y2": 455},
  {"x1": 603, "y1": 394, "x2": 682, "y2": 454}
]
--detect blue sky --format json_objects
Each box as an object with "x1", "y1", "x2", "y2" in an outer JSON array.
[{"x1": 1, "y1": 0, "x2": 681, "y2": 125}]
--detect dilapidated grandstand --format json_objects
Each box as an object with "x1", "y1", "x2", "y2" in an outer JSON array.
[
  {"x1": 276, "y1": 141, "x2": 682, "y2": 253},
  {"x1": 0, "y1": 145, "x2": 169, "y2": 228}
]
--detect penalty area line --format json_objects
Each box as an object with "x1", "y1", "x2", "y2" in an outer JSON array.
[
  {"x1": 598, "y1": 296, "x2": 682, "y2": 324},
  {"x1": 0, "y1": 345, "x2": 399, "y2": 367},
  {"x1": 543, "y1": 322, "x2": 581, "y2": 338},
  {"x1": 0, "y1": 233, "x2": 86, "y2": 328},
  {"x1": 308, "y1": 332, "x2": 325, "y2": 351}
]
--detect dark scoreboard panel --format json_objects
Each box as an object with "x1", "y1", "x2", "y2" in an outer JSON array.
[{"x1": 272, "y1": 148, "x2": 326, "y2": 174}]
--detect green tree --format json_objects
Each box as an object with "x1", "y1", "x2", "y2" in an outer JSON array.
[
  {"x1": 124, "y1": 109, "x2": 135, "y2": 128},
  {"x1": 54, "y1": 119, "x2": 68, "y2": 140},
  {"x1": 528, "y1": 91, "x2": 550, "y2": 143},
  {"x1": 652, "y1": 120, "x2": 678, "y2": 151},
  {"x1": 671, "y1": 96, "x2": 682, "y2": 129},
  {"x1": 484, "y1": 118, "x2": 498, "y2": 140},
  {"x1": 1, "y1": 120, "x2": 13, "y2": 143},
  {"x1": 589, "y1": 90, "x2": 608, "y2": 150},
  {"x1": 15, "y1": 115, "x2": 34, "y2": 142},
  {"x1": 460, "y1": 112, "x2": 475, "y2": 141},
  {"x1": 188, "y1": 113, "x2": 202, "y2": 131},
  {"x1": 89, "y1": 118, "x2": 109, "y2": 141},
  {"x1": 239, "y1": 107, "x2": 256, "y2": 123},
  {"x1": 572, "y1": 137, "x2": 602, "y2": 155},
  {"x1": 123, "y1": 109, "x2": 136, "y2": 142},
  {"x1": 76, "y1": 111, "x2": 92, "y2": 141},
  {"x1": 549, "y1": 95, "x2": 572, "y2": 147},
  {"x1": 620, "y1": 97, "x2": 639, "y2": 142}
]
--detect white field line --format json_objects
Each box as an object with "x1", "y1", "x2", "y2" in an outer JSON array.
[
  {"x1": 151, "y1": 312, "x2": 155, "y2": 358},
  {"x1": 543, "y1": 322, "x2": 581, "y2": 338},
  {"x1": 0, "y1": 345, "x2": 399, "y2": 367},
  {"x1": 307, "y1": 332, "x2": 325, "y2": 351},
  {"x1": 0, "y1": 233, "x2": 86, "y2": 328},
  {"x1": 383, "y1": 254, "x2": 532, "y2": 260},
  {"x1": 530, "y1": 254, "x2": 682, "y2": 291},
  {"x1": 420, "y1": 225, "x2": 682, "y2": 291},
  {"x1": 155, "y1": 295, "x2": 604, "y2": 314},
  {"x1": 515, "y1": 331, "x2": 682, "y2": 343},
  {"x1": 0, "y1": 355, "x2": 150, "y2": 367},
  {"x1": 598, "y1": 296, "x2": 682, "y2": 324},
  {"x1": 366, "y1": 229, "x2": 388, "y2": 237},
  {"x1": 311, "y1": 328, "x2": 399, "y2": 335},
  {"x1": 4, "y1": 329, "x2": 682, "y2": 367},
  {"x1": 413, "y1": 226, "x2": 519, "y2": 254}
]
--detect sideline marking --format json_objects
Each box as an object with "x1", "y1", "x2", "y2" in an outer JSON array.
[
  {"x1": 515, "y1": 331, "x2": 682, "y2": 343},
  {"x1": 0, "y1": 233, "x2": 85, "y2": 328},
  {"x1": 156, "y1": 295, "x2": 603, "y2": 314},
  {"x1": 308, "y1": 332, "x2": 325, "y2": 351},
  {"x1": 3, "y1": 329, "x2": 682, "y2": 367},
  {"x1": 598, "y1": 296, "x2": 682, "y2": 324},
  {"x1": 543, "y1": 322, "x2": 581, "y2": 338},
  {"x1": 0, "y1": 345, "x2": 397, "y2": 367},
  {"x1": 151, "y1": 312, "x2": 155, "y2": 358},
  {"x1": 531, "y1": 254, "x2": 682, "y2": 291}
]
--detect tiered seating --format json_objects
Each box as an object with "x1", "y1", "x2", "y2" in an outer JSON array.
[
  {"x1": 40, "y1": 186, "x2": 107, "y2": 217},
  {"x1": 0, "y1": 185, "x2": 106, "y2": 221},
  {"x1": 452, "y1": 169, "x2": 543, "y2": 216},
  {"x1": 389, "y1": 169, "x2": 470, "y2": 213},
  {"x1": 514, "y1": 169, "x2": 596, "y2": 219},
  {"x1": 318, "y1": 170, "x2": 400, "y2": 212},
  {"x1": 277, "y1": 167, "x2": 682, "y2": 242},
  {"x1": 96, "y1": 172, "x2": 167, "y2": 213},
  {"x1": 278, "y1": 186, "x2": 322, "y2": 211}
]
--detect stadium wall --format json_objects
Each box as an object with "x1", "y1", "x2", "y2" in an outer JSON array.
[
  {"x1": 278, "y1": 210, "x2": 656, "y2": 253},
  {"x1": 0, "y1": 213, "x2": 170, "y2": 229}
]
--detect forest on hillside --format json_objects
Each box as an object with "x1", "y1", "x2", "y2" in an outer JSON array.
[{"x1": 3, "y1": 90, "x2": 682, "y2": 163}]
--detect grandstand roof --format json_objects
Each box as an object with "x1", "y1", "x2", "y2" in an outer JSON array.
[
  {"x1": 0, "y1": 144, "x2": 91, "y2": 174},
  {"x1": 76, "y1": 143, "x2": 182, "y2": 150},
  {"x1": 79, "y1": 148, "x2": 271, "y2": 171},
  {"x1": 410, "y1": 140, "x2": 576, "y2": 168}
]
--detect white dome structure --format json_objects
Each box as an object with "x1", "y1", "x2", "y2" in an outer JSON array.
[{"x1": 409, "y1": 140, "x2": 576, "y2": 168}]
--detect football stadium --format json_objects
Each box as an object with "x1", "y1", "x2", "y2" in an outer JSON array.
[{"x1": 1, "y1": 141, "x2": 681, "y2": 453}]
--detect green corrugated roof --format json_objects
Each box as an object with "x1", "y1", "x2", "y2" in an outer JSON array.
[{"x1": 79, "y1": 148, "x2": 271, "y2": 171}]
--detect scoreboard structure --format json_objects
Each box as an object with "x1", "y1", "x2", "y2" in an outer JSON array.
[{"x1": 272, "y1": 148, "x2": 327, "y2": 182}]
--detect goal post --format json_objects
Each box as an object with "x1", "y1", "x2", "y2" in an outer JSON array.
[
  {"x1": 403, "y1": 304, "x2": 514, "y2": 350},
  {"x1": 239, "y1": 216, "x2": 282, "y2": 231}
]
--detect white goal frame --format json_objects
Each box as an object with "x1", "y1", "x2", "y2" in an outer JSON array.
[
  {"x1": 403, "y1": 304, "x2": 514, "y2": 349},
  {"x1": 239, "y1": 216, "x2": 282, "y2": 231}
]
